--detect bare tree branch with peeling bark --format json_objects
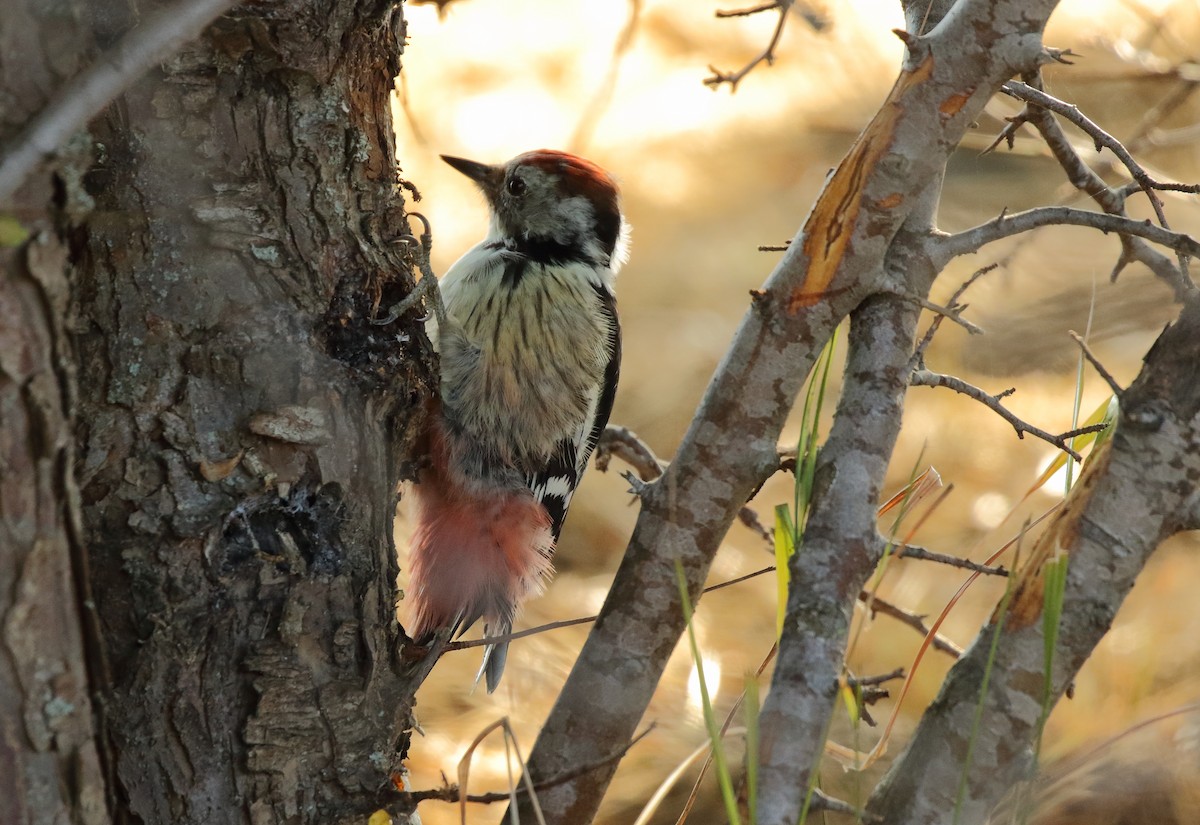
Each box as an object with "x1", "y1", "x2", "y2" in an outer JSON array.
[{"x1": 503, "y1": 1, "x2": 1200, "y2": 824}]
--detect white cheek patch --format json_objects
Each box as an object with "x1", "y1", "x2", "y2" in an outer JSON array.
[{"x1": 610, "y1": 219, "x2": 631, "y2": 275}]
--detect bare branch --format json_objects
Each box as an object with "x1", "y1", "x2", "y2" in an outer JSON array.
[
  {"x1": 1001, "y1": 81, "x2": 1200, "y2": 218},
  {"x1": 737, "y1": 503, "x2": 774, "y2": 542},
  {"x1": 862, "y1": 594, "x2": 963, "y2": 658},
  {"x1": 910, "y1": 369, "x2": 1107, "y2": 460},
  {"x1": 704, "y1": 0, "x2": 795, "y2": 91},
  {"x1": 446, "y1": 564, "x2": 777, "y2": 652},
  {"x1": 911, "y1": 263, "x2": 997, "y2": 365},
  {"x1": 715, "y1": 0, "x2": 781, "y2": 18},
  {"x1": 1003, "y1": 71, "x2": 1194, "y2": 296},
  {"x1": 1091, "y1": 78, "x2": 1200, "y2": 180},
  {"x1": 980, "y1": 111, "x2": 1030, "y2": 155},
  {"x1": 0, "y1": 0, "x2": 241, "y2": 203},
  {"x1": 892, "y1": 540, "x2": 1009, "y2": 577},
  {"x1": 757, "y1": 291, "x2": 925, "y2": 822},
  {"x1": 808, "y1": 788, "x2": 875, "y2": 820},
  {"x1": 594, "y1": 424, "x2": 664, "y2": 479},
  {"x1": 1000, "y1": 76, "x2": 1197, "y2": 279},
  {"x1": 1068, "y1": 330, "x2": 1125, "y2": 395},
  {"x1": 906, "y1": 294, "x2": 984, "y2": 335},
  {"x1": 934, "y1": 206, "x2": 1200, "y2": 267},
  {"x1": 401, "y1": 724, "x2": 656, "y2": 806},
  {"x1": 595, "y1": 424, "x2": 780, "y2": 542},
  {"x1": 442, "y1": 614, "x2": 596, "y2": 652},
  {"x1": 847, "y1": 667, "x2": 906, "y2": 688}
]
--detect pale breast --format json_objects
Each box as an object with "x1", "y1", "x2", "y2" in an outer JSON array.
[{"x1": 439, "y1": 255, "x2": 613, "y2": 469}]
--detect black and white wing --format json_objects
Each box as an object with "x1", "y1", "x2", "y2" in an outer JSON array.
[{"x1": 527, "y1": 284, "x2": 621, "y2": 540}]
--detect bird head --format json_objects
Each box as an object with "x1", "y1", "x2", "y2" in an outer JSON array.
[{"x1": 441, "y1": 149, "x2": 625, "y2": 267}]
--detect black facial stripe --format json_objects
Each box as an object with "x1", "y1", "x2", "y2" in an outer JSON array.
[
  {"x1": 593, "y1": 202, "x2": 621, "y2": 261},
  {"x1": 519, "y1": 236, "x2": 593, "y2": 266},
  {"x1": 500, "y1": 255, "x2": 529, "y2": 289}
]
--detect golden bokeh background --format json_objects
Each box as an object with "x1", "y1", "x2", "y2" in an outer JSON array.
[{"x1": 391, "y1": 1, "x2": 1200, "y2": 822}]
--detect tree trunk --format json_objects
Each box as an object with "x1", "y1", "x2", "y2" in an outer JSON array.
[
  {"x1": 0, "y1": 240, "x2": 111, "y2": 825},
  {"x1": 2, "y1": 2, "x2": 118, "y2": 823},
  {"x1": 3, "y1": 0, "x2": 436, "y2": 822}
]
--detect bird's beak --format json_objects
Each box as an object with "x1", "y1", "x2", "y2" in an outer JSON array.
[{"x1": 440, "y1": 155, "x2": 503, "y2": 200}]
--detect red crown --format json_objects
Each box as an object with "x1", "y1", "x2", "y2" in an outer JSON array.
[{"x1": 514, "y1": 149, "x2": 619, "y2": 204}]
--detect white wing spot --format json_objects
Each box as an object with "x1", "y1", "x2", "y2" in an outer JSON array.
[{"x1": 540, "y1": 475, "x2": 574, "y2": 501}]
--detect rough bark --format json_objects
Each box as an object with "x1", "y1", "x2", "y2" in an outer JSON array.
[
  {"x1": 0, "y1": 240, "x2": 111, "y2": 825},
  {"x1": 2, "y1": 0, "x2": 433, "y2": 822},
  {"x1": 1, "y1": 2, "x2": 113, "y2": 822}
]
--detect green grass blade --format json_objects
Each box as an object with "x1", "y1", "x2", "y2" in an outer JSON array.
[
  {"x1": 1024, "y1": 394, "x2": 1114, "y2": 497},
  {"x1": 1034, "y1": 555, "x2": 1069, "y2": 763},
  {"x1": 744, "y1": 675, "x2": 760, "y2": 824},
  {"x1": 774, "y1": 505, "x2": 796, "y2": 639},
  {"x1": 794, "y1": 330, "x2": 839, "y2": 531},
  {"x1": 674, "y1": 561, "x2": 741, "y2": 825}
]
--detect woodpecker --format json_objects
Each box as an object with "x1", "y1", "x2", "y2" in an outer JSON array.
[{"x1": 406, "y1": 149, "x2": 625, "y2": 692}]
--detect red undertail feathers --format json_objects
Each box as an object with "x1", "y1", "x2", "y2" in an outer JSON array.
[{"x1": 405, "y1": 417, "x2": 554, "y2": 689}]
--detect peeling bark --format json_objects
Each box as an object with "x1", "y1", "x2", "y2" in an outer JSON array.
[
  {"x1": 1, "y1": 2, "x2": 113, "y2": 822},
  {"x1": 0, "y1": 238, "x2": 111, "y2": 825}
]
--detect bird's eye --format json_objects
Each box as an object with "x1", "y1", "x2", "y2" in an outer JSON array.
[{"x1": 506, "y1": 177, "x2": 526, "y2": 197}]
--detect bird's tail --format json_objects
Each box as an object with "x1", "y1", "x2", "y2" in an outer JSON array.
[
  {"x1": 476, "y1": 616, "x2": 512, "y2": 694},
  {"x1": 405, "y1": 417, "x2": 553, "y2": 691}
]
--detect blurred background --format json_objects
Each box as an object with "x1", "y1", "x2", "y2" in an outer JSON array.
[{"x1": 390, "y1": 1, "x2": 1200, "y2": 822}]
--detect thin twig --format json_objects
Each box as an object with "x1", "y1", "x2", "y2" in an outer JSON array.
[
  {"x1": 934, "y1": 206, "x2": 1200, "y2": 267},
  {"x1": 403, "y1": 724, "x2": 656, "y2": 805},
  {"x1": 847, "y1": 667, "x2": 906, "y2": 688},
  {"x1": 1001, "y1": 78, "x2": 1191, "y2": 287},
  {"x1": 912, "y1": 263, "x2": 998, "y2": 365},
  {"x1": 1068, "y1": 330, "x2": 1125, "y2": 395},
  {"x1": 0, "y1": 0, "x2": 241, "y2": 203},
  {"x1": 894, "y1": 542, "x2": 1008, "y2": 576},
  {"x1": 1092, "y1": 78, "x2": 1200, "y2": 181},
  {"x1": 704, "y1": 0, "x2": 793, "y2": 91},
  {"x1": 444, "y1": 614, "x2": 597, "y2": 652},
  {"x1": 596, "y1": 425, "x2": 775, "y2": 542},
  {"x1": 1004, "y1": 71, "x2": 1193, "y2": 295},
  {"x1": 738, "y1": 505, "x2": 773, "y2": 542},
  {"x1": 910, "y1": 369, "x2": 1107, "y2": 461},
  {"x1": 715, "y1": 0, "x2": 781, "y2": 16},
  {"x1": 1001, "y1": 81, "x2": 1200, "y2": 220},
  {"x1": 980, "y1": 110, "x2": 1031, "y2": 156},
  {"x1": 447, "y1": 555, "x2": 978, "y2": 657},
  {"x1": 594, "y1": 425, "x2": 664, "y2": 479},
  {"x1": 445, "y1": 565, "x2": 779, "y2": 652},
  {"x1": 703, "y1": 565, "x2": 776, "y2": 594},
  {"x1": 907, "y1": 294, "x2": 984, "y2": 335},
  {"x1": 809, "y1": 788, "x2": 877, "y2": 820},
  {"x1": 861, "y1": 593, "x2": 964, "y2": 658}
]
